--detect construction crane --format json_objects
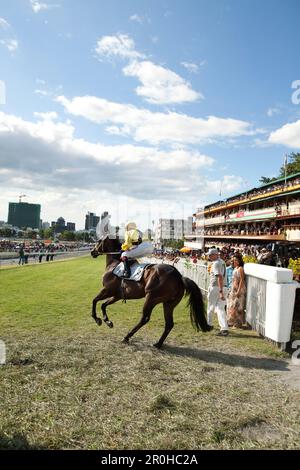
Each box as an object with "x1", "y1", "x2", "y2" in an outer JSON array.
[{"x1": 18, "y1": 194, "x2": 27, "y2": 203}]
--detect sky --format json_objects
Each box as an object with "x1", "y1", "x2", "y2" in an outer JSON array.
[{"x1": 0, "y1": 0, "x2": 300, "y2": 230}]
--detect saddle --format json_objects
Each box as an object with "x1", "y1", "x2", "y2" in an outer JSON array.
[{"x1": 113, "y1": 261, "x2": 152, "y2": 281}]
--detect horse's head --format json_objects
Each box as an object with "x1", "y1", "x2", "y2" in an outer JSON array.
[
  {"x1": 91, "y1": 236, "x2": 121, "y2": 258},
  {"x1": 91, "y1": 238, "x2": 104, "y2": 258}
]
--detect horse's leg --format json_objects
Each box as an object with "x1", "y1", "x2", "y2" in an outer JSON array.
[
  {"x1": 92, "y1": 288, "x2": 109, "y2": 326},
  {"x1": 101, "y1": 296, "x2": 120, "y2": 329},
  {"x1": 153, "y1": 300, "x2": 179, "y2": 349},
  {"x1": 122, "y1": 294, "x2": 156, "y2": 344}
]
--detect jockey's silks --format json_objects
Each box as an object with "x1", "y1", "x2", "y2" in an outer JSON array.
[{"x1": 121, "y1": 228, "x2": 141, "y2": 251}]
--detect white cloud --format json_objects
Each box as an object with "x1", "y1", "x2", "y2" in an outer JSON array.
[
  {"x1": 34, "y1": 89, "x2": 50, "y2": 96},
  {"x1": 0, "y1": 109, "x2": 214, "y2": 190},
  {"x1": 181, "y1": 62, "x2": 199, "y2": 74},
  {"x1": 95, "y1": 34, "x2": 145, "y2": 61},
  {"x1": 267, "y1": 107, "x2": 281, "y2": 117},
  {"x1": 268, "y1": 119, "x2": 300, "y2": 148},
  {"x1": 123, "y1": 60, "x2": 201, "y2": 104},
  {"x1": 0, "y1": 110, "x2": 247, "y2": 228},
  {"x1": 57, "y1": 94, "x2": 255, "y2": 145},
  {"x1": 0, "y1": 17, "x2": 10, "y2": 29},
  {"x1": 0, "y1": 39, "x2": 18, "y2": 52},
  {"x1": 34, "y1": 111, "x2": 58, "y2": 120},
  {"x1": 129, "y1": 14, "x2": 150, "y2": 24},
  {"x1": 34, "y1": 82, "x2": 63, "y2": 98},
  {"x1": 36, "y1": 78, "x2": 46, "y2": 85},
  {"x1": 95, "y1": 34, "x2": 201, "y2": 105},
  {"x1": 0, "y1": 80, "x2": 5, "y2": 104},
  {"x1": 30, "y1": 1, "x2": 59, "y2": 13},
  {"x1": 206, "y1": 175, "x2": 244, "y2": 194},
  {"x1": 151, "y1": 36, "x2": 159, "y2": 44}
]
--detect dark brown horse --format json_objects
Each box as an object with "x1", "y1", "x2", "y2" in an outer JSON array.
[{"x1": 91, "y1": 236, "x2": 210, "y2": 348}]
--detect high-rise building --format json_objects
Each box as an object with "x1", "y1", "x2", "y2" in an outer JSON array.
[
  {"x1": 51, "y1": 218, "x2": 76, "y2": 233},
  {"x1": 7, "y1": 202, "x2": 41, "y2": 229},
  {"x1": 85, "y1": 212, "x2": 100, "y2": 231},
  {"x1": 66, "y1": 222, "x2": 76, "y2": 232},
  {"x1": 154, "y1": 217, "x2": 193, "y2": 247}
]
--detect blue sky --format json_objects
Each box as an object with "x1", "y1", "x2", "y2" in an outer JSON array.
[{"x1": 0, "y1": 0, "x2": 300, "y2": 229}]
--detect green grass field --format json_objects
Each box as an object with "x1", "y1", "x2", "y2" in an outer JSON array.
[{"x1": 0, "y1": 257, "x2": 299, "y2": 449}]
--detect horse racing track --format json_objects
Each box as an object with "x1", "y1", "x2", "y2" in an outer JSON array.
[{"x1": 0, "y1": 257, "x2": 299, "y2": 450}]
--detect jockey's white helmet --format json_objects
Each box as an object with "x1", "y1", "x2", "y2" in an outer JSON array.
[{"x1": 125, "y1": 221, "x2": 137, "y2": 231}]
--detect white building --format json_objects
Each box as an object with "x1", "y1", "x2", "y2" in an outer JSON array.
[{"x1": 154, "y1": 217, "x2": 193, "y2": 247}]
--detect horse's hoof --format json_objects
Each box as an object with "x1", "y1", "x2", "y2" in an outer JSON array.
[
  {"x1": 153, "y1": 342, "x2": 162, "y2": 349},
  {"x1": 106, "y1": 321, "x2": 114, "y2": 328},
  {"x1": 95, "y1": 318, "x2": 102, "y2": 326},
  {"x1": 122, "y1": 338, "x2": 129, "y2": 344}
]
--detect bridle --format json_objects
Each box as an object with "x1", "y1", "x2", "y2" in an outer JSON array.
[{"x1": 92, "y1": 236, "x2": 121, "y2": 256}]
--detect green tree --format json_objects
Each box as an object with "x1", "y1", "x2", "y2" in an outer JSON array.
[
  {"x1": 279, "y1": 152, "x2": 300, "y2": 177},
  {"x1": 44, "y1": 227, "x2": 54, "y2": 239},
  {"x1": 60, "y1": 230, "x2": 76, "y2": 241},
  {"x1": 259, "y1": 152, "x2": 300, "y2": 184},
  {"x1": 259, "y1": 176, "x2": 277, "y2": 185},
  {"x1": 26, "y1": 230, "x2": 37, "y2": 239},
  {"x1": 163, "y1": 239, "x2": 184, "y2": 250},
  {"x1": 0, "y1": 228, "x2": 16, "y2": 237}
]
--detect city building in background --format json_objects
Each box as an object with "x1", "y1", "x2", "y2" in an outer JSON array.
[
  {"x1": 85, "y1": 212, "x2": 100, "y2": 231},
  {"x1": 154, "y1": 217, "x2": 193, "y2": 248},
  {"x1": 51, "y1": 217, "x2": 76, "y2": 234},
  {"x1": 185, "y1": 172, "x2": 300, "y2": 250},
  {"x1": 7, "y1": 202, "x2": 41, "y2": 229},
  {"x1": 66, "y1": 222, "x2": 76, "y2": 232}
]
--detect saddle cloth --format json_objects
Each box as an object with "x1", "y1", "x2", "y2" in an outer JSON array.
[{"x1": 113, "y1": 262, "x2": 152, "y2": 281}]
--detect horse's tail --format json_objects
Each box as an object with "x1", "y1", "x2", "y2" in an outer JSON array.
[{"x1": 181, "y1": 277, "x2": 210, "y2": 332}]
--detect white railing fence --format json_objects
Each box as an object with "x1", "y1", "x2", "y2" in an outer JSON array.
[{"x1": 143, "y1": 258, "x2": 298, "y2": 349}]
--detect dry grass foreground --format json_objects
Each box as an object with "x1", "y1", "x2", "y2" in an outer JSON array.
[{"x1": 0, "y1": 256, "x2": 299, "y2": 450}]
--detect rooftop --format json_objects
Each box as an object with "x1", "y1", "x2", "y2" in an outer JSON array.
[{"x1": 205, "y1": 171, "x2": 300, "y2": 210}]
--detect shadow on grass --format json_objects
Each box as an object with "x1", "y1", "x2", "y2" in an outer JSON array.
[
  {"x1": 160, "y1": 345, "x2": 289, "y2": 371},
  {"x1": 0, "y1": 433, "x2": 46, "y2": 450}
]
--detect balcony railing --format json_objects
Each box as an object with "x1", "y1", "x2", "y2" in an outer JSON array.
[{"x1": 196, "y1": 183, "x2": 300, "y2": 216}]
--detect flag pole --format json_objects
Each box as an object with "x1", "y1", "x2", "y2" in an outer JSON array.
[{"x1": 284, "y1": 154, "x2": 288, "y2": 187}]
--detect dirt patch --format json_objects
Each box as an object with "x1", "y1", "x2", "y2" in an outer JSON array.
[
  {"x1": 239, "y1": 421, "x2": 282, "y2": 442},
  {"x1": 275, "y1": 363, "x2": 300, "y2": 391}
]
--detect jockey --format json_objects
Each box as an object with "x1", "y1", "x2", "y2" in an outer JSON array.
[{"x1": 121, "y1": 221, "x2": 153, "y2": 277}]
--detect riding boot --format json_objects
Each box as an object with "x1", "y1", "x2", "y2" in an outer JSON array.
[{"x1": 122, "y1": 257, "x2": 131, "y2": 278}]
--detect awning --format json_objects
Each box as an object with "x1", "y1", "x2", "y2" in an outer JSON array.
[{"x1": 180, "y1": 247, "x2": 192, "y2": 252}]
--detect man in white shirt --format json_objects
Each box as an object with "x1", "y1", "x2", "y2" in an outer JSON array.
[{"x1": 207, "y1": 248, "x2": 229, "y2": 337}]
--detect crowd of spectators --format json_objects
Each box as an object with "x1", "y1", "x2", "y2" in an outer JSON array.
[
  {"x1": 202, "y1": 222, "x2": 282, "y2": 237},
  {"x1": 204, "y1": 176, "x2": 300, "y2": 212},
  {"x1": 153, "y1": 242, "x2": 300, "y2": 269},
  {"x1": 0, "y1": 240, "x2": 92, "y2": 265},
  {"x1": 0, "y1": 240, "x2": 90, "y2": 253}
]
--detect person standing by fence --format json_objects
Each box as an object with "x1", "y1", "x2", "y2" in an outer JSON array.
[
  {"x1": 226, "y1": 258, "x2": 234, "y2": 290},
  {"x1": 207, "y1": 248, "x2": 229, "y2": 337},
  {"x1": 18, "y1": 245, "x2": 25, "y2": 265},
  {"x1": 227, "y1": 254, "x2": 246, "y2": 328}
]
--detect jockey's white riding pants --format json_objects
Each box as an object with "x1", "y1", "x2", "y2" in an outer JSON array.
[
  {"x1": 207, "y1": 286, "x2": 228, "y2": 331},
  {"x1": 122, "y1": 241, "x2": 154, "y2": 259}
]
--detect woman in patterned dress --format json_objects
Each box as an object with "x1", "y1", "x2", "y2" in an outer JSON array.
[{"x1": 227, "y1": 254, "x2": 246, "y2": 328}]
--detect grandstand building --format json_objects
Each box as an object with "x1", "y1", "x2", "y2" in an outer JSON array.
[{"x1": 185, "y1": 172, "x2": 300, "y2": 249}]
